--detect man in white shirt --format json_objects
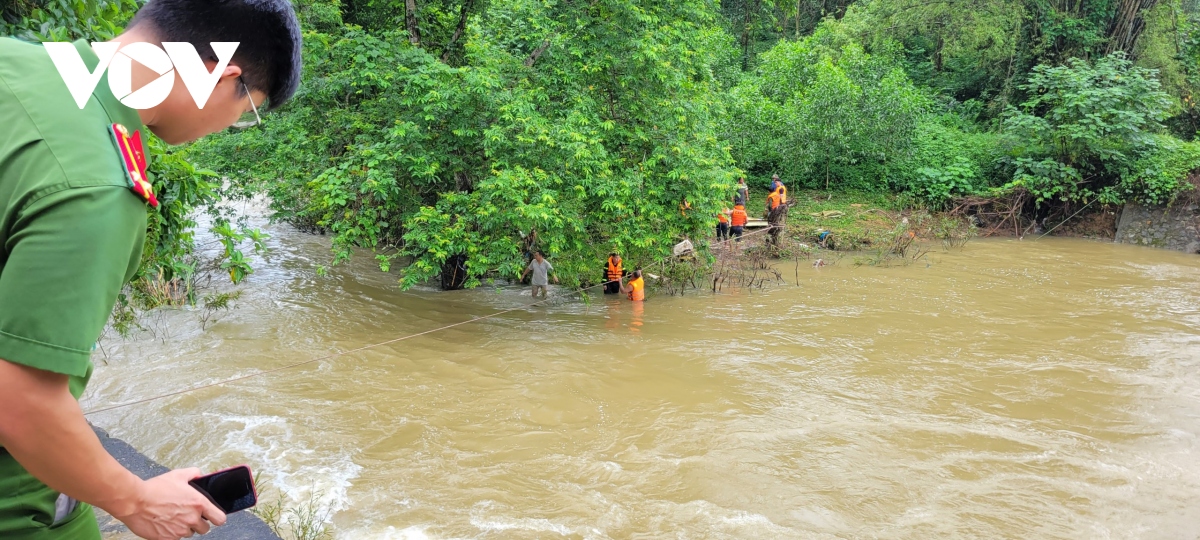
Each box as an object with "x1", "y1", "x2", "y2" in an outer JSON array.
[{"x1": 521, "y1": 251, "x2": 559, "y2": 298}]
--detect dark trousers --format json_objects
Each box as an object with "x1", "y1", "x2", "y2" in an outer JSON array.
[
  {"x1": 604, "y1": 279, "x2": 621, "y2": 294},
  {"x1": 731, "y1": 226, "x2": 744, "y2": 242},
  {"x1": 716, "y1": 222, "x2": 729, "y2": 241}
]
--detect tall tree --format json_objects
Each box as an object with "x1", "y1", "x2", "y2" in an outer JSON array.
[
  {"x1": 190, "y1": 0, "x2": 738, "y2": 289},
  {"x1": 405, "y1": 0, "x2": 421, "y2": 45},
  {"x1": 1107, "y1": 0, "x2": 1160, "y2": 56}
]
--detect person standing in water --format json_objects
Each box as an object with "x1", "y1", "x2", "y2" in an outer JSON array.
[
  {"x1": 620, "y1": 269, "x2": 646, "y2": 302},
  {"x1": 521, "y1": 251, "x2": 558, "y2": 299},
  {"x1": 604, "y1": 253, "x2": 625, "y2": 295}
]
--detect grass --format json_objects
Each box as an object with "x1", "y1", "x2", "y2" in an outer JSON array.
[
  {"x1": 736, "y1": 188, "x2": 976, "y2": 255},
  {"x1": 250, "y1": 474, "x2": 334, "y2": 540},
  {"x1": 742, "y1": 189, "x2": 919, "y2": 250}
]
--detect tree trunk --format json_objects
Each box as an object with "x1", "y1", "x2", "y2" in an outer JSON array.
[
  {"x1": 440, "y1": 254, "x2": 468, "y2": 290},
  {"x1": 405, "y1": 0, "x2": 421, "y2": 46},
  {"x1": 1106, "y1": 0, "x2": 1158, "y2": 57},
  {"x1": 934, "y1": 35, "x2": 944, "y2": 71},
  {"x1": 441, "y1": 0, "x2": 474, "y2": 63},
  {"x1": 796, "y1": 0, "x2": 802, "y2": 37},
  {"x1": 741, "y1": 1, "x2": 754, "y2": 69},
  {"x1": 524, "y1": 39, "x2": 552, "y2": 67}
]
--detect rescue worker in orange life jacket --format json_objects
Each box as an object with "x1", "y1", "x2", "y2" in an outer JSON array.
[
  {"x1": 767, "y1": 185, "x2": 785, "y2": 211},
  {"x1": 769, "y1": 174, "x2": 783, "y2": 193},
  {"x1": 604, "y1": 253, "x2": 625, "y2": 295},
  {"x1": 716, "y1": 205, "x2": 731, "y2": 242},
  {"x1": 730, "y1": 201, "x2": 749, "y2": 242},
  {"x1": 620, "y1": 269, "x2": 646, "y2": 301}
]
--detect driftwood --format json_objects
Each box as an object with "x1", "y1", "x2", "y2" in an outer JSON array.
[{"x1": 949, "y1": 189, "x2": 1030, "y2": 237}]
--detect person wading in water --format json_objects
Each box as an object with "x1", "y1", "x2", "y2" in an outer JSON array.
[
  {"x1": 620, "y1": 269, "x2": 646, "y2": 302},
  {"x1": 521, "y1": 251, "x2": 558, "y2": 299},
  {"x1": 604, "y1": 253, "x2": 625, "y2": 295}
]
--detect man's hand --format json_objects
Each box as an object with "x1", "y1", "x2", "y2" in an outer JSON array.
[
  {"x1": 0, "y1": 360, "x2": 225, "y2": 540},
  {"x1": 114, "y1": 468, "x2": 226, "y2": 540},
  {"x1": 553, "y1": 276, "x2": 560, "y2": 284}
]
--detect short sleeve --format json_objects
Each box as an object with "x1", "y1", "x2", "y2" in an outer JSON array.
[
  {"x1": 545, "y1": 261, "x2": 553, "y2": 271},
  {"x1": 0, "y1": 186, "x2": 145, "y2": 377}
]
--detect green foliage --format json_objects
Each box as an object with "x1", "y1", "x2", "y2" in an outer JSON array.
[
  {"x1": 193, "y1": 0, "x2": 738, "y2": 289},
  {"x1": 1113, "y1": 134, "x2": 1200, "y2": 204},
  {"x1": 844, "y1": 0, "x2": 1026, "y2": 104},
  {"x1": 30, "y1": 0, "x2": 1188, "y2": 298},
  {"x1": 1000, "y1": 54, "x2": 1197, "y2": 205},
  {"x1": 293, "y1": 0, "x2": 345, "y2": 33},
  {"x1": 724, "y1": 31, "x2": 928, "y2": 191},
  {"x1": 1, "y1": 0, "x2": 137, "y2": 41},
  {"x1": 1013, "y1": 54, "x2": 1170, "y2": 165},
  {"x1": 4, "y1": 0, "x2": 266, "y2": 329},
  {"x1": 915, "y1": 158, "x2": 979, "y2": 206},
  {"x1": 895, "y1": 110, "x2": 1004, "y2": 206},
  {"x1": 250, "y1": 487, "x2": 333, "y2": 540}
]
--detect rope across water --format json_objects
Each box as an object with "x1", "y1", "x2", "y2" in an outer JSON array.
[{"x1": 83, "y1": 225, "x2": 776, "y2": 416}]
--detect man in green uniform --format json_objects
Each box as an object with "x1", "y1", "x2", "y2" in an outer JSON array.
[{"x1": 0, "y1": 1, "x2": 302, "y2": 539}]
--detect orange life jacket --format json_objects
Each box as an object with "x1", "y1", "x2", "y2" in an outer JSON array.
[
  {"x1": 717, "y1": 210, "x2": 730, "y2": 224},
  {"x1": 768, "y1": 184, "x2": 788, "y2": 210},
  {"x1": 606, "y1": 257, "x2": 623, "y2": 281},
  {"x1": 628, "y1": 277, "x2": 645, "y2": 301},
  {"x1": 767, "y1": 190, "x2": 781, "y2": 210},
  {"x1": 731, "y1": 205, "x2": 748, "y2": 226}
]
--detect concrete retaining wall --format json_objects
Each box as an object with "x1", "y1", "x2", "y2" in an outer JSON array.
[
  {"x1": 1115, "y1": 202, "x2": 1200, "y2": 253},
  {"x1": 92, "y1": 425, "x2": 282, "y2": 540}
]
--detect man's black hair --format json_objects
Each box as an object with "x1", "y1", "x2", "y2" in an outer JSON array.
[{"x1": 129, "y1": 0, "x2": 302, "y2": 111}]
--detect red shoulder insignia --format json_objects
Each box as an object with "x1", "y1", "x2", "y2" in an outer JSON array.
[{"x1": 109, "y1": 123, "x2": 158, "y2": 208}]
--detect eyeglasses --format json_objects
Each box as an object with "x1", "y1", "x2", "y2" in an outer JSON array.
[{"x1": 232, "y1": 78, "x2": 262, "y2": 129}]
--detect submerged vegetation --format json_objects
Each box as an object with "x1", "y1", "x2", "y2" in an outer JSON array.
[{"x1": 7, "y1": 0, "x2": 1200, "y2": 292}]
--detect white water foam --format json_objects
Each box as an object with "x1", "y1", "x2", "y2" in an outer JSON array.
[
  {"x1": 469, "y1": 500, "x2": 604, "y2": 538},
  {"x1": 207, "y1": 413, "x2": 363, "y2": 514},
  {"x1": 337, "y1": 525, "x2": 436, "y2": 540}
]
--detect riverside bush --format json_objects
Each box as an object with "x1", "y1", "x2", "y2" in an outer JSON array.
[{"x1": 1000, "y1": 54, "x2": 1199, "y2": 206}]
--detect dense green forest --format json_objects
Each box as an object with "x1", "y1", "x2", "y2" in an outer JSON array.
[{"x1": 6, "y1": 0, "x2": 1200, "y2": 291}]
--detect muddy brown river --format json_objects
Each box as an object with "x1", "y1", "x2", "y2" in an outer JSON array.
[{"x1": 85, "y1": 221, "x2": 1200, "y2": 539}]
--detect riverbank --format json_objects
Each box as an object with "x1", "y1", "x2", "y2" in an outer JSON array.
[
  {"x1": 755, "y1": 189, "x2": 1170, "y2": 252},
  {"x1": 91, "y1": 425, "x2": 280, "y2": 540},
  {"x1": 743, "y1": 189, "x2": 960, "y2": 250}
]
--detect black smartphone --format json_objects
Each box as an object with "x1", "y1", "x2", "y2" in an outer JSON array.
[{"x1": 188, "y1": 465, "x2": 258, "y2": 514}]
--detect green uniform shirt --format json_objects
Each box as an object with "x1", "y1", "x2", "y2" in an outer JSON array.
[{"x1": 0, "y1": 38, "x2": 149, "y2": 539}]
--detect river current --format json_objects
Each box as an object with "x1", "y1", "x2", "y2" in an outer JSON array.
[{"x1": 86, "y1": 220, "x2": 1200, "y2": 539}]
